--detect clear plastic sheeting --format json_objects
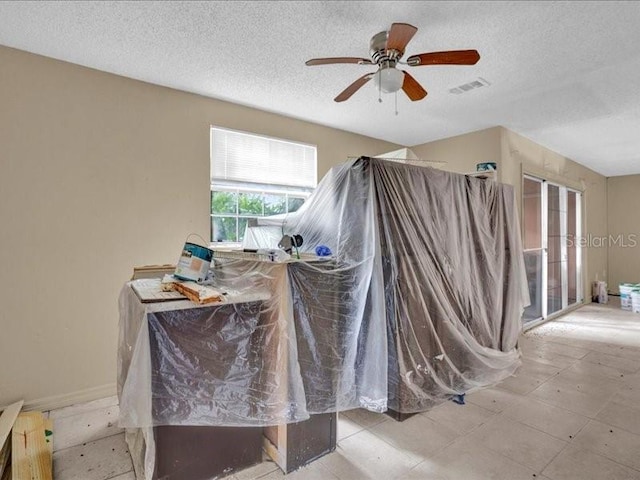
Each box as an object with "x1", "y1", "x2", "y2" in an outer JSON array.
[
  {"x1": 118, "y1": 262, "x2": 315, "y2": 479},
  {"x1": 246, "y1": 157, "x2": 528, "y2": 412},
  {"x1": 118, "y1": 262, "x2": 310, "y2": 429},
  {"x1": 117, "y1": 156, "x2": 528, "y2": 478}
]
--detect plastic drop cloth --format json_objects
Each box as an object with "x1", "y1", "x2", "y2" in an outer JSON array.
[
  {"x1": 245, "y1": 157, "x2": 528, "y2": 412},
  {"x1": 370, "y1": 159, "x2": 527, "y2": 412},
  {"x1": 117, "y1": 262, "x2": 310, "y2": 478},
  {"x1": 117, "y1": 156, "x2": 528, "y2": 478}
]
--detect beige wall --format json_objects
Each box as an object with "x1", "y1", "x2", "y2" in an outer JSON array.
[
  {"x1": 607, "y1": 175, "x2": 640, "y2": 292},
  {"x1": 0, "y1": 45, "x2": 400, "y2": 409},
  {"x1": 410, "y1": 127, "x2": 502, "y2": 174},
  {"x1": 500, "y1": 129, "x2": 608, "y2": 302}
]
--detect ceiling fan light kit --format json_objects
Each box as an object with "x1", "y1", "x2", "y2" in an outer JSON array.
[
  {"x1": 375, "y1": 67, "x2": 404, "y2": 93},
  {"x1": 305, "y1": 22, "x2": 480, "y2": 104}
]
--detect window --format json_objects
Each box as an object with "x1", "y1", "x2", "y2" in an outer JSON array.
[{"x1": 210, "y1": 127, "x2": 317, "y2": 244}]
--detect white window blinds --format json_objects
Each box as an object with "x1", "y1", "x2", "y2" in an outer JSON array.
[{"x1": 211, "y1": 127, "x2": 317, "y2": 188}]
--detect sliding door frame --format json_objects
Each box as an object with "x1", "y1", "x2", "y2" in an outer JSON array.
[
  {"x1": 567, "y1": 187, "x2": 583, "y2": 307},
  {"x1": 521, "y1": 173, "x2": 584, "y2": 327},
  {"x1": 522, "y1": 175, "x2": 547, "y2": 323}
]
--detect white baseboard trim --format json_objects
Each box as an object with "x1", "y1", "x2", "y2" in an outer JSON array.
[{"x1": 4, "y1": 383, "x2": 118, "y2": 413}]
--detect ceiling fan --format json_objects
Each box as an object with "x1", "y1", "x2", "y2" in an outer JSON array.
[{"x1": 305, "y1": 23, "x2": 480, "y2": 103}]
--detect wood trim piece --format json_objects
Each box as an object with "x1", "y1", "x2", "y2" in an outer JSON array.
[
  {"x1": 131, "y1": 265, "x2": 176, "y2": 280},
  {"x1": 262, "y1": 424, "x2": 288, "y2": 472},
  {"x1": 11, "y1": 412, "x2": 52, "y2": 480},
  {"x1": 262, "y1": 435, "x2": 284, "y2": 470},
  {"x1": 0, "y1": 402, "x2": 23, "y2": 455},
  {"x1": 0, "y1": 401, "x2": 23, "y2": 479}
]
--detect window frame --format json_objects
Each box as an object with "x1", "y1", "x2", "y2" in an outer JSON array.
[
  {"x1": 210, "y1": 183, "x2": 313, "y2": 245},
  {"x1": 210, "y1": 127, "x2": 317, "y2": 246}
]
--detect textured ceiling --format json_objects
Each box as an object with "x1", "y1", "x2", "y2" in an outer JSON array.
[{"x1": 1, "y1": 1, "x2": 640, "y2": 175}]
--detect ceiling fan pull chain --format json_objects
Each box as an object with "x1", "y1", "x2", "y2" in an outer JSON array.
[
  {"x1": 395, "y1": 91, "x2": 399, "y2": 115},
  {"x1": 378, "y1": 70, "x2": 382, "y2": 103}
]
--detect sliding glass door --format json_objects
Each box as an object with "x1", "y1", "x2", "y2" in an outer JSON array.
[
  {"x1": 522, "y1": 176, "x2": 582, "y2": 325},
  {"x1": 523, "y1": 177, "x2": 544, "y2": 322},
  {"x1": 547, "y1": 184, "x2": 565, "y2": 315}
]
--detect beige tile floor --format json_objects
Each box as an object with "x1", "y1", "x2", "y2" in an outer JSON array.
[{"x1": 50, "y1": 300, "x2": 640, "y2": 479}]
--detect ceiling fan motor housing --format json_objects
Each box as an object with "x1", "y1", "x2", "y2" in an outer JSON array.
[
  {"x1": 370, "y1": 30, "x2": 400, "y2": 66},
  {"x1": 370, "y1": 29, "x2": 404, "y2": 93}
]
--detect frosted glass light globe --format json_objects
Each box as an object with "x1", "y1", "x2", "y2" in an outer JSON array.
[{"x1": 374, "y1": 67, "x2": 404, "y2": 93}]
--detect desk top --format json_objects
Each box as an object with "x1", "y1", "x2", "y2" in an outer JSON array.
[{"x1": 129, "y1": 278, "x2": 271, "y2": 313}]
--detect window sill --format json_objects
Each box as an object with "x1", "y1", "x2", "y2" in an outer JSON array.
[{"x1": 209, "y1": 243, "x2": 243, "y2": 251}]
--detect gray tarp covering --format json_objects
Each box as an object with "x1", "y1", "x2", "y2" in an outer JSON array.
[
  {"x1": 370, "y1": 159, "x2": 527, "y2": 412},
  {"x1": 247, "y1": 157, "x2": 528, "y2": 412},
  {"x1": 118, "y1": 157, "x2": 528, "y2": 478}
]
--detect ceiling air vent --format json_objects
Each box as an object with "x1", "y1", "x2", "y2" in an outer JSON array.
[{"x1": 449, "y1": 77, "x2": 491, "y2": 94}]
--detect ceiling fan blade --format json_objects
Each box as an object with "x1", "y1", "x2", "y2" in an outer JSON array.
[
  {"x1": 306, "y1": 57, "x2": 374, "y2": 66},
  {"x1": 387, "y1": 23, "x2": 418, "y2": 54},
  {"x1": 401, "y1": 71, "x2": 428, "y2": 101},
  {"x1": 406, "y1": 50, "x2": 480, "y2": 66},
  {"x1": 334, "y1": 73, "x2": 374, "y2": 102}
]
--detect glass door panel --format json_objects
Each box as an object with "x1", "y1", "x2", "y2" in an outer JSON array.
[
  {"x1": 567, "y1": 191, "x2": 577, "y2": 304},
  {"x1": 567, "y1": 190, "x2": 581, "y2": 305},
  {"x1": 522, "y1": 177, "x2": 544, "y2": 322},
  {"x1": 547, "y1": 184, "x2": 566, "y2": 315}
]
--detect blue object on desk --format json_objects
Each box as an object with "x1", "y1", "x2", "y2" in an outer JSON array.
[
  {"x1": 315, "y1": 245, "x2": 332, "y2": 256},
  {"x1": 476, "y1": 162, "x2": 497, "y2": 172}
]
